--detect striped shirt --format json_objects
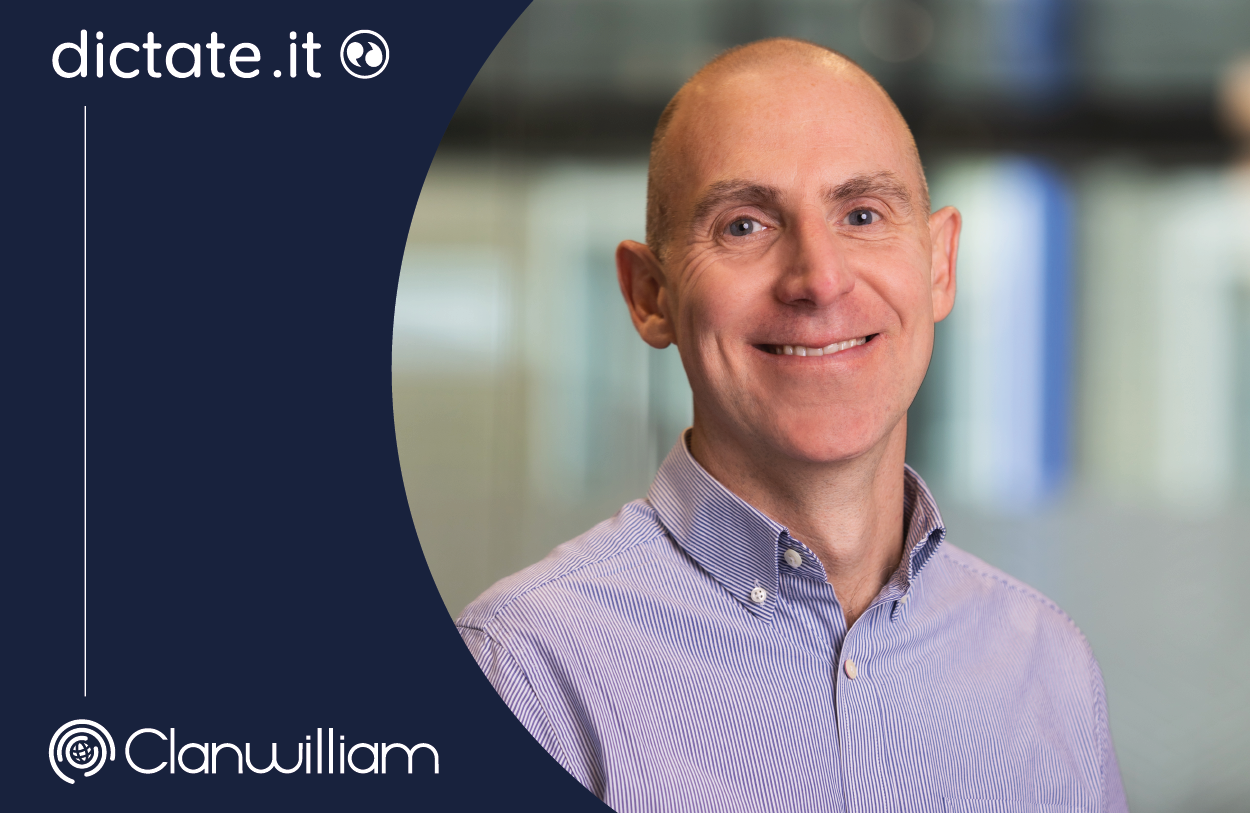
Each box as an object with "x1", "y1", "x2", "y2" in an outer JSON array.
[{"x1": 458, "y1": 437, "x2": 1128, "y2": 812}]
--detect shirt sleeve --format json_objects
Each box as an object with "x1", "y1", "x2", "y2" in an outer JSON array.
[
  {"x1": 1103, "y1": 737, "x2": 1129, "y2": 813},
  {"x1": 457, "y1": 625, "x2": 580, "y2": 782},
  {"x1": 1092, "y1": 655, "x2": 1129, "y2": 813}
]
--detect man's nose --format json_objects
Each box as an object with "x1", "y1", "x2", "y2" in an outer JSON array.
[{"x1": 774, "y1": 211, "x2": 854, "y2": 308}]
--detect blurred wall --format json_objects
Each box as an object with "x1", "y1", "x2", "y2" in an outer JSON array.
[
  {"x1": 394, "y1": 2, "x2": 1250, "y2": 810},
  {"x1": 394, "y1": 156, "x2": 692, "y2": 621}
]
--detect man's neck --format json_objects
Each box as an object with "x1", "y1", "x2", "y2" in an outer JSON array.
[{"x1": 688, "y1": 418, "x2": 908, "y2": 628}]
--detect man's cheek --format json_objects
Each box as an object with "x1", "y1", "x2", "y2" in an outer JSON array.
[{"x1": 677, "y1": 249, "x2": 725, "y2": 298}]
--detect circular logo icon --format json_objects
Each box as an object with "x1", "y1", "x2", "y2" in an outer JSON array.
[
  {"x1": 49, "y1": 719, "x2": 115, "y2": 784},
  {"x1": 340, "y1": 30, "x2": 389, "y2": 79}
]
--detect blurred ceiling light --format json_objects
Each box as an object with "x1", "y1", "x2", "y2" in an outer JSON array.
[{"x1": 859, "y1": 0, "x2": 934, "y2": 63}]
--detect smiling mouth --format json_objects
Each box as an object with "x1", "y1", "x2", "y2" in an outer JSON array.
[{"x1": 760, "y1": 334, "x2": 877, "y2": 357}]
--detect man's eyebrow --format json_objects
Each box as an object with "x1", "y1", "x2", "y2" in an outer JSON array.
[
  {"x1": 689, "y1": 180, "x2": 783, "y2": 226},
  {"x1": 689, "y1": 173, "x2": 916, "y2": 228},
  {"x1": 825, "y1": 172, "x2": 914, "y2": 215}
]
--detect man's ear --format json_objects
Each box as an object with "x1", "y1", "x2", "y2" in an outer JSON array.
[
  {"x1": 616, "y1": 240, "x2": 677, "y2": 349},
  {"x1": 928, "y1": 206, "x2": 961, "y2": 323}
]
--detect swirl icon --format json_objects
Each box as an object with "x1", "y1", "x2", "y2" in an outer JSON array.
[
  {"x1": 49, "y1": 719, "x2": 115, "y2": 784},
  {"x1": 340, "y1": 30, "x2": 389, "y2": 79}
]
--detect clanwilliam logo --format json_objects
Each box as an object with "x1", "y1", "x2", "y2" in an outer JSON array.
[
  {"x1": 48, "y1": 721, "x2": 436, "y2": 783},
  {"x1": 49, "y1": 720, "x2": 116, "y2": 784}
]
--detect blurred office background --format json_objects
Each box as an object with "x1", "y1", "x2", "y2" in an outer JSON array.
[{"x1": 394, "y1": 1, "x2": 1250, "y2": 809}]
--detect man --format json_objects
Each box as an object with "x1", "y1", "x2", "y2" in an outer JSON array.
[{"x1": 458, "y1": 38, "x2": 1127, "y2": 812}]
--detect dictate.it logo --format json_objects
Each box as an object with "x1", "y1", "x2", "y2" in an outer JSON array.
[
  {"x1": 49, "y1": 720, "x2": 116, "y2": 784},
  {"x1": 339, "y1": 30, "x2": 388, "y2": 79}
]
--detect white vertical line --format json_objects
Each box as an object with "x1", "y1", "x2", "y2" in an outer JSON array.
[{"x1": 83, "y1": 104, "x2": 88, "y2": 698}]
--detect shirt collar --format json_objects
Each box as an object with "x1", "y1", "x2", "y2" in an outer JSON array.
[
  {"x1": 887, "y1": 463, "x2": 947, "y2": 603},
  {"x1": 646, "y1": 432, "x2": 946, "y2": 621}
]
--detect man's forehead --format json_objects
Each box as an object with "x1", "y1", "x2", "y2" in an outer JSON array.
[
  {"x1": 642, "y1": 39, "x2": 929, "y2": 256},
  {"x1": 668, "y1": 65, "x2": 918, "y2": 201}
]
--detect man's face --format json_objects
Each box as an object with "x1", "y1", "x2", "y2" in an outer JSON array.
[{"x1": 654, "y1": 62, "x2": 956, "y2": 466}]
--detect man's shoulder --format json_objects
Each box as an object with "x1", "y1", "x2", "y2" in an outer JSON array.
[
  {"x1": 456, "y1": 498, "x2": 672, "y2": 636},
  {"x1": 928, "y1": 540, "x2": 1094, "y2": 660}
]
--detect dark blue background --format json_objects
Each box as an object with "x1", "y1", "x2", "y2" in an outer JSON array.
[{"x1": 5, "y1": 1, "x2": 605, "y2": 808}]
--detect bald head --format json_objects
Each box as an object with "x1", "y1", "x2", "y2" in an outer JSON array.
[{"x1": 645, "y1": 38, "x2": 929, "y2": 261}]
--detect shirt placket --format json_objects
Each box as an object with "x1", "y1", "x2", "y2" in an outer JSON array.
[{"x1": 837, "y1": 600, "x2": 902, "y2": 813}]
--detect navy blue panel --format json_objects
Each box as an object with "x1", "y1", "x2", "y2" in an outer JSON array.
[{"x1": 5, "y1": 1, "x2": 607, "y2": 809}]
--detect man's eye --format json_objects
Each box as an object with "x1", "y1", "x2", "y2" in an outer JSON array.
[
  {"x1": 726, "y1": 217, "x2": 764, "y2": 237},
  {"x1": 844, "y1": 209, "x2": 880, "y2": 226}
]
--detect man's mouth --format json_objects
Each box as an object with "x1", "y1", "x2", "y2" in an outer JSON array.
[{"x1": 761, "y1": 334, "x2": 877, "y2": 357}]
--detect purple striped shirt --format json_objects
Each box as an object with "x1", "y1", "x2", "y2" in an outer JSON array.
[{"x1": 458, "y1": 437, "x2": 1128, "y2": 812}]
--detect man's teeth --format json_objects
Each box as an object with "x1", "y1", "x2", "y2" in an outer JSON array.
[{"x1": 775, "y1": 337, "x2": 868, "y2": 356}]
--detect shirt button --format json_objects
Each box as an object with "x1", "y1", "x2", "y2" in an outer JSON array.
[
  {"x1": 900, "y1": 595, "x2": 909, "y2": 605},
  {"x1": 844, "y1": 659, "x2": 858, "y2": 679},
  {"x1": 749, "y1": 586, "x2": 768, "y2": 604},
  {"x1": 784, "y1": 549, "x2": 803, "y2": 568}
]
